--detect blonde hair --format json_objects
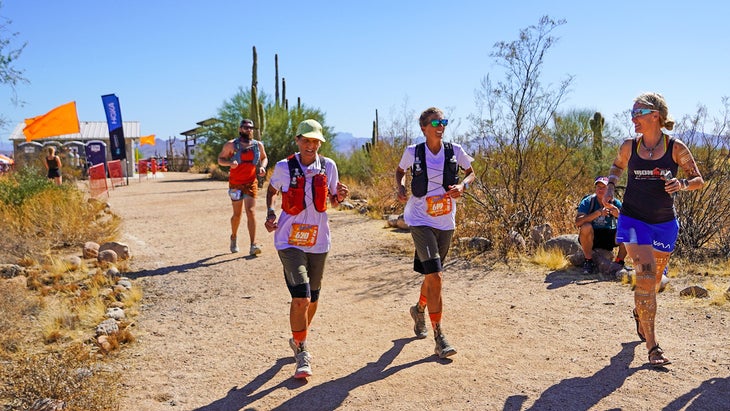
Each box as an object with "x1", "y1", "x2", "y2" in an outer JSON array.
[{"x1": 634, "y1": 92, "x2": 675, "y2": 131}]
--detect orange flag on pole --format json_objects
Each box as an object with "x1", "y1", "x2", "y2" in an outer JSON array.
[
  {"x1": 139, "y1": 134, "x2": 156, "y2": 146},
  {"x1": 23, "y1": 101, "x2": 81, "y2": 141}
]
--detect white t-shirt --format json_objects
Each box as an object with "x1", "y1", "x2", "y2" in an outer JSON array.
[
  {"x1": 398, "y1": 142, "x2": 474, "y2": 230},
  {"x1": 269, "y1": 153, "x2": 339, "y2": 253}
]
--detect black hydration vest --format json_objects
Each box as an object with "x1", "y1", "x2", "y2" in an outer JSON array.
[{"x1": 411, "y1": 142, "x2": 459, "y2": 198}]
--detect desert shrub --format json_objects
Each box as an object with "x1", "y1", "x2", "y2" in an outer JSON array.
[
  {"x1": 0, "y1": 168, "x2": 121, "y2": 262},
  {"x1": 339, "y1": 140, "x2": 406, "y2": 217},
  {"x1": 671, "y1": 103, "x2": 730, "y2": 261},
  {"x1": 0, "y1": 344, "x2": 120, "y2": 411},
  {"x1": 0, "y1": 166, "x2": 54, "y2": 207}
]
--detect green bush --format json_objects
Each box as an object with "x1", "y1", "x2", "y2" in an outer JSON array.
[{"x1": 0, "y1": 166, "x2": 57, "y2": 207}]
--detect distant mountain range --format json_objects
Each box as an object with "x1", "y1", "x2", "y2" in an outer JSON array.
[
  {"x1": 138, "y1": 132, "x2": 373, "y2": 158},
  {"x1": 0, "y1": 132, "x2": 372, "y2": 158},
  {"x1": 332, "y1": 132, "x2": 371, "y2": 154}
]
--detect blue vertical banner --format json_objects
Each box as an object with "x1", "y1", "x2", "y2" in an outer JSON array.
[{"x1": 101, "y1": 94, "x2": 126, "y2": 160}]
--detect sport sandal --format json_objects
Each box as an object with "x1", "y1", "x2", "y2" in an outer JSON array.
[{"x1": 648, "y1": 344, "x2": 671, "y2": 368}]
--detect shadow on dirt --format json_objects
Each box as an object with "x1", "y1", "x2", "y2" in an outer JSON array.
[
  {"x1": 544, "y1": 268, "x2": 605, "y2": 290},
  {"x1": 125, "y1": 253, "x2": 250, "y2": 279},
  {"x1": 504, "y1": 341, "x2": 643, "y2": 410},
  {"x1": 193, "y1": 337, "x2": 440, "y2": 411},
  {"x1": 663, "y1": 375, "x2": 730, "y2": 411}
]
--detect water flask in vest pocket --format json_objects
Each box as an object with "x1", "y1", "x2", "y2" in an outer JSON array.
[
  {"x1": 228, "y1": 189, "x2": 242, "y2": 201},
  {"x1": 312, "y1": 173, "x2": 329, "y2": 212},
  {"x1": 282, "y1": 176, "x2": 306, "y2": 215}
]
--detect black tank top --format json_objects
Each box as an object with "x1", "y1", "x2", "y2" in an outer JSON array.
[{"x1": 621, "y1": 136, "x2": 678, "y2": 224}]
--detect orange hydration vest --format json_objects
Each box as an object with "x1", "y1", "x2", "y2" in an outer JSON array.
[{"x1": 281, "y1": 154, "x2": 329, "y2": 215}]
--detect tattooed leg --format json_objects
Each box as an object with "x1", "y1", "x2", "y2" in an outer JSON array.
[
  {"x1": 633, "y1": 258, "x2": 657, "y2": 349},
  {"x1": 654, "y1": 252, "x2": 670, "y2": 293}
]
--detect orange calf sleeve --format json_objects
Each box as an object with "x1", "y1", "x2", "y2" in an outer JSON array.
[
  {"x1": 418, "y1": 294, "x2": 427, "y2": 309},
  {"x1": 292, "y1": 330, "x2": 307, "y2": 344},
  {"x1": 429, "y1": 312, "x2": 442, "y2": 330}
]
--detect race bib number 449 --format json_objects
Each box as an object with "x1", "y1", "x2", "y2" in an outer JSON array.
[
  {"x1": 288, "y1": 223, "x2": 319, "y2": 247},
  {"x1": 426, "y1": 195, "x2": 452, "y2": 217}
]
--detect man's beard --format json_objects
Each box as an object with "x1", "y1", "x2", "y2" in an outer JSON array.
[{"x1": 239, "y1": 132, "x2": 251, "y2": 142}]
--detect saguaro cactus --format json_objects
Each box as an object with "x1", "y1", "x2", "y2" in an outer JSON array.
[
  {"x1": 249, "y1": 46, "x2": 265, "y2": 141},
  {"x1": 589, "y1": 112, "x2": 604, "y2": 160},
  {"x1": 275, "y1": 54, "x2": 280, "y2": 107},
  {"x1": 282, "y1": 77, "x2": 287, "y2": 110}
]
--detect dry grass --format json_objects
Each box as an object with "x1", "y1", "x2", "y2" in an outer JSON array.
[
  {"x1": 0, "y1": 168, "x2": 138, "y2": 410},
  {"x1": 531, "y1": 246, "x2": 569, "y2": 271},
  {"x1": 0, "y1": 281, "x2": 42, "y2": 359},
  {"x1": 1, "y1": 260, "x2": 138, "y2": 409},
  {"x1": 0, "y1": 171, "x2": 121, "y2": 263},
  {"x1": 0, "y1": 344, "x2": 121, "y2": 411}
]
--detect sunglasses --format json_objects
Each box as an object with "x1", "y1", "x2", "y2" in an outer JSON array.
[
  {"x1": 631, "y1": 108, "x2": 657, "y2": 118},
  {"x1": 429, "y1": 119, "x2": 449, "y2": 127},
  {"x1": 240, "y1": 125, "x2": 254, "y2": 130}
]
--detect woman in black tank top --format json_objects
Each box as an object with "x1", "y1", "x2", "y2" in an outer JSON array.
[
  {"x1": 44, "y1": 146, "x2": 62, "y2": 185},
  {"x1": 602, "y1": 92, "x2": 704, "y2": 368}
]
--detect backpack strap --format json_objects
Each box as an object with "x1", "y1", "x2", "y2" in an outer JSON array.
[
  {"x1": 286, "y1": 154, "x2": 304, "y2": 187},
  {"x1": 233, "y1": 139, "x2": 260, "y2": 165},
  {"x1": 442, "y1": 142, "x2": 458, "y2": 191}
]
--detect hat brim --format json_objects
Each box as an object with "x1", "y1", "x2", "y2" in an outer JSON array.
[{"x1": 298, "y1": 132, "x2": 326, "y2": 142}]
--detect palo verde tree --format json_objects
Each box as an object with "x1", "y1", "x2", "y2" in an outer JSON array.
[{"x1": 465, "y1": 16, "x2": 579, "y2": 254}]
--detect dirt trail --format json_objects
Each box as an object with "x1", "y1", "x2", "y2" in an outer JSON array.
[{"x1": 108, "y1": 172, "x2": 729, "y2": 411}]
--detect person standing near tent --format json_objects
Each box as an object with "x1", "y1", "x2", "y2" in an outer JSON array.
[{"x1": 44, "y1": 146, "x2": 62, "y2": 185}]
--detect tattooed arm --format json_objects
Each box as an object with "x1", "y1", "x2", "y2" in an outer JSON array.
[{"x1": 670, "y1": 139, "x2": 705, "y2": 193}]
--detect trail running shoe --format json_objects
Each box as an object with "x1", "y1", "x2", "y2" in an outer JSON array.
[
  {"x1": 230, "y1": 237, "x2": 239, "y2": 253},
  {"x1": 292, "y1": 343, "x2": 313, "y2": 379},
  {"x1": 434, "y1": 333, "x2": 457, "y2": 359},
  {"x1": 289, "y1": 338, "x2": 312, "y2": 378},
  {"x1": 410, "y1": 305, "x2": 428, "y2": 339},
  {"x1": 288, "y1": 338, "x2": 307, "y2": 357},
  {"x1": 249, "y1": 244, "x2": 262, "y2": 256}
]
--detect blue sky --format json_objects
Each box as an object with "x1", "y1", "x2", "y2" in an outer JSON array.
[{"x1": 1, "y1": 0, "x2": 728, "y2": 145}]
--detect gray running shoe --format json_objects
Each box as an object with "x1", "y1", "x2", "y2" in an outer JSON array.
[
  {"x1": 434, "y1": 333, "x2": 457, "y2": 359},
  {"x1": 289, "y1": 338, "x2": 312, "y2": 379},
  {"x1": 410, "y1": 305, "x2": 428, "y2": 339},
  {"x1": 230, "y1": 237, "x2": 239, "y2": 253},
  {"x1": 293, "y1": 349, "x2": 313, "y2": 379},
  {"x1": 288, "y1": 338, "x2": 307, "y2": 357},
  {"x1": 249, "y1": 244, "x2": 262, "y2": 256}
]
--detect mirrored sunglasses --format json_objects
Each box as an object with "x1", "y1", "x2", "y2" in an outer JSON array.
[
  {"x1": 631, "y1": 108, "x2": 657, "y2": 118},
  {"x1": 430, "y1": 119, "x2": 449, "y2": 127}
]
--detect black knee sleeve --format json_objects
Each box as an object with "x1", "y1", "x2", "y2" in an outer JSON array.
[
  {"x1": 310, "y1": 288, "x2": 320, "y2": 303},
  {"x1": 288, "y1": 283, "x2": 311, "y2": 299},
  {"x1": 413, "y1": 254, "x2": 443, "y2": 274}
]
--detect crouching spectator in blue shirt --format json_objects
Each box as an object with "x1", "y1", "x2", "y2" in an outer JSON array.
[{"x1": 575, "y1": 176, "x2": 627, "y2": 274}]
